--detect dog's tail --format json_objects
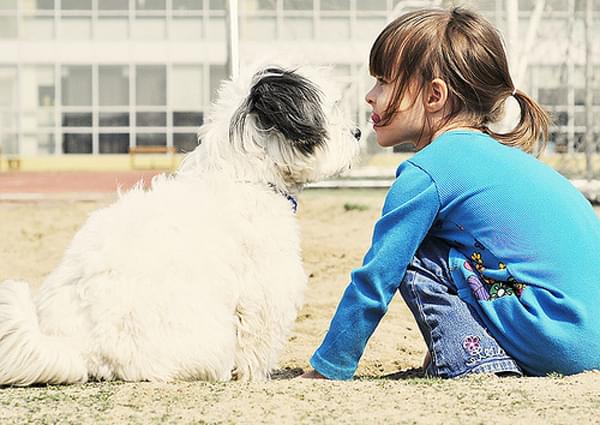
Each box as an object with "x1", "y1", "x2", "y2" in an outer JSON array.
[{"x1": 0, "y1": 280, "x2": 88, "y2": 386}]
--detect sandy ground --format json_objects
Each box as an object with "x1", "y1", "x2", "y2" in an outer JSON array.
[{"x1": 0, "y1": 190, "x2": 599, "y2": 424}]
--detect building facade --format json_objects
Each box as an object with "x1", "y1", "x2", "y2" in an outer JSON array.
[{"x1": 0, "y1": 0, "x2": 598, "y2": 157}]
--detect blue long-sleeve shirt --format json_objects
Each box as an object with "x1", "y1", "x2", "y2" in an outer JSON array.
[{"x1": 311, "y1": 130, "x2": 600, "y2": 380}]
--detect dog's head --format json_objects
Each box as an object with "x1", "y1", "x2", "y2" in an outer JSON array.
[{"x1": 187, "y1": 65, "x2": 361, "y2": 192}]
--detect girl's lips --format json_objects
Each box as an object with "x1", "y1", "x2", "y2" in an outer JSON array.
[{"x1": 371, "y1": 113, "x2": 382, "y2": 124}]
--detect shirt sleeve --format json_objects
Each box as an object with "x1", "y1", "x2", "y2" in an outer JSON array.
[{"x1": 310, "y1": 161, "x2": 440, "y2": 380}]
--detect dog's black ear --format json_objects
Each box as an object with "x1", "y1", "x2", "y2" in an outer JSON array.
[{"x1": 247, "y1": 68, "x2": 327, "y2": 155}]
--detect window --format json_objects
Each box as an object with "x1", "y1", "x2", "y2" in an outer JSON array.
[
  {"x1": 172, "y1": 66, "x2": 203, "y2": 108},
  {"x1": 209, "y1": 0, "x2": 225, "y2": 10},
  {"x1": 98, "y1": 0, "x2": 129, "y2": 10},
  {"x1": 63, "y1": 133, "x2": 92, "y2": 153},
  {"x1": 283, "y1": 0, "x2": 313, "y2": 10},
  {"x1": 21, "y1": 133, "x2": 55, "y2": 155},
  {"x1": 20, "y1": 66, "x2": 55, "y2": 132},
  {"x1": 99, "y1": 66, "x2": 129, "y2": 106},
  {"x1": 320, "y1": 0, "x2": 349, "y2": 10},
  {"x1": 136, "y1": 66, "x2": 166, "y2": 106},
  {"x1": 61, "y1": 66, "x2": 92, "y2": 106},
  {"x1": 356, "y1": 0, "x2": 386, "y2": 10},
  {"x1": 355, "y1": 16, "x2": 386, "y2": 40},
  {"x1": 61, "y1": 0, "x2": 91, "y2": 10},
  {"x1": 136, "y1": 0, "x2": 166, "y2": 10},
  {"x1": 99, "y1": 133, "x2": 129, "y2": 153},
  {"x1": 173, "y1": 0, "x2": 203, "y2": 10},
  {"x1": 0, "y1": 16, "x2": 17, "y2": 39},
  {"x1": 136, "y1": 133, "x2": 166, "y2": 146}
]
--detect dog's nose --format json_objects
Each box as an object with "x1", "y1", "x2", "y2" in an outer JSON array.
[{"x1": 351, "y1": 127, "x2": 361, "y2": 141}]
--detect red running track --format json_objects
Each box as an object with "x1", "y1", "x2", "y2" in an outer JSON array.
[{"x1": 0, "y1": 171, "x2": 164, "y2": 194}]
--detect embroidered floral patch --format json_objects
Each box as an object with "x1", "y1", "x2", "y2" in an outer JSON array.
[
  {"x1": 462, "y1": 335, "x2": 482, "y2": 356},
  {"x1": 464, "y1": 254, "x2": 527, "y2": 301}
]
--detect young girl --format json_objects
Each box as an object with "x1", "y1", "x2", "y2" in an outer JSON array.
[{"x1": 301, "y1": 7, "x2": 600, "y2": 380}]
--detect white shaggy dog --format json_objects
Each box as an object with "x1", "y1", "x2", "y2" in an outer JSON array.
[{"x1": 0, "y1": 66, "x2": 360, "y2": 386}]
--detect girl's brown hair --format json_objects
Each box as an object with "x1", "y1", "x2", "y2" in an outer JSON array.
[{"x1": 370, "y1": 7, "x2": 550, "y2": 154}]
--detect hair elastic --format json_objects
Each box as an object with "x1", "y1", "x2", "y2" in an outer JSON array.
[{"x1": 511, "y1": 88, "x2": 517, "y2": 97}]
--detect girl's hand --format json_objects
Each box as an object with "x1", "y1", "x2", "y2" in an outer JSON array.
[{"x1": 299, "y1": 369, "x2": 327, "y2": 379}]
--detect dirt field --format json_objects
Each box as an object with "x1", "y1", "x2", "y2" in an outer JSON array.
[{"x1": 0, "y1": 189, "x2": 599, "y2": 425}]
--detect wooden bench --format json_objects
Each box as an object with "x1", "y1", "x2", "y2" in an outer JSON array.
[
  {"x1": 129, "y1": 145, "x2": 177, "y2": 170},
  {"x1": 0, "y1": 148, "x2": 21, "y2": 172}
]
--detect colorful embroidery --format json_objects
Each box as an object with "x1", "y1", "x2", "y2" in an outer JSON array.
[
  {"x1": 462, "y1": 335, "x2": 482, "y2": 356},
  {"x1": 489, "y1": 282, "x2": 515, "y2": 299},
  {"x1": 467, "y1": 275, "x2": 490, "y2": 301},
  {"x1": 464, "y1": 255, "x2": 527, "y2": 301}
]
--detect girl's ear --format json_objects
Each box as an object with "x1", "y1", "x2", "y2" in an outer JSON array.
[{"x1": 424, "y1": 78, "x2": 449, "y2": 113}]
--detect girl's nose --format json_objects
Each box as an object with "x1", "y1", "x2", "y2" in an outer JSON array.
[{"x1": 365, "y1": 86, "x2": 376, "y2": 106}]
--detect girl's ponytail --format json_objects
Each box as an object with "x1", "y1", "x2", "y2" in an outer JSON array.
[{"x1": 487, "y1": 90, "x2": 551, "y2": 156}]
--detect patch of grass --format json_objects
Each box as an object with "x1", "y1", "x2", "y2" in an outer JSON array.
[{"x1": 343, "y1": 202, "x2": 369, "y2": 212}]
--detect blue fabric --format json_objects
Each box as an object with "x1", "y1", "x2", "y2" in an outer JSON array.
[
  {"x1": 398, "y1": 236, "x2": 522, "y2": 378},
  {"x1": 310, "y1": 130, "x2": 600, "y2": 380}
]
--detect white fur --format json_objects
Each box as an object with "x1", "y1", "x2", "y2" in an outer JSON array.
[{"x1": 0, "y1": 65, "x2": 359, "y2": 385}]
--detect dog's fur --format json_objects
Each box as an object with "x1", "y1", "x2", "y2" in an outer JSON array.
[{"x1": 0, "y1": 66, "x2": 360, "y2": 386}]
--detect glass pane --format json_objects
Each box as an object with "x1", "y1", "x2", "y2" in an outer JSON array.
[
  {"x1": 0, "y1": 112, "x2": 17, "y2": 130},
  {"x1": 281, "y1": 17, "x2": 313, "y2": 39},
  {"x1": 172, "y1": 66, "x2": 203, "y2": 107},
  {"x1": 62, "y1": 112, "x2": 92, "y2": 127},
  {"x1": 283, "y1": 0, "x2": 313, "y2": 10},
  {"x1": 240, "y1": 17, "x2": 276, "y2": 41},
  {"x1": 98, "y1": 0, "x2": 129, "y2": 10},
  {"x1": 62, "y1": 0, "x2": 91, "y2": 9},
  {"x1": 320, "y1": 0, "x2": 349, "y2": 10},
  {"x1": 61, "y1": 66, "x2": 92, "y2": 106},
  {"x1": 538, "y1": 88, "x2": 568, "y2": 105},
  {"x1": 174, "y1": 132, "x2": 199, "y2": 153},
  {"x1": 356, "y1": 0, "x2": 386, "y2": 10},
  {"x1": 0, "y1": 16, "x2": 18, "y2": 39},
  {"x1": 0, "y1": 0, "x2": 17, "y2": 10},
  {"x1": 99, "y1": 66, "x2": 129, "y2": 106},
  {"x1": 0, "y1": 67, "x2": 18, "y2": 108},
  {"x1": 171, "y1": 17, "x2": 203, "y2": 40},
  {"x1": 136, "y1": 65, "x2": 166, "y2": 105},
  {"x1": 19, "y1": 0, "x2": 54, "y2": 11},
  {"x1": 1, "y1": 133, "x2": 19, "y2": 155},
  {"x1": 209, "y1": 0, "x2": 225, "y2": 10},
  {"x1": 241, "y1": 0, "x2": 276, "y2": 11},
  {"x1": 20, "y1": 66, "x2": 55, "y2": 109},
  {"x1": 63, "y1": 133, "x2": 92, "y2": 153},
  {"x1": 173, "y1": 111, "x2": 203, "y2": 127},
  {"x1": 132, "y1": 17, "x2": 166, "y2": 39},
  {"x1": 319, "y1": 17, "x2": 350, "y2": 40},
  {"x1": 136, "y1": 0, "x2": 166, "y2": 10},
  {"x1": 99, "y1": 112, "x2": 129, "y2": 126},
  {"x1": 60, "y1": 16, "x2": 92, "y2": 39},
  {"x1": 209, "y1": 64, "x2": 227, "y2": 102},
  {"x1": 97, "y1": 17, "x2": 129, "y2": 40},
  {"x1": 136, "y1": 133, "x2": 166, "y2": 146},
  {"x1": 21, "y1": 15, "x2": 55, "y2": 40},
  {"x1": 99, "y1": 133, "x2": 129, "y2": 153},
  {"x1": 136, "y1": 112, "x2": 166, "y2": 126},
  {"x1": 173, "y1": 0, "x2": 203, "y2": 10}
]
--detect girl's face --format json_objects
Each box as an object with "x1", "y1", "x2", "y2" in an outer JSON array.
[{"x1": 365, "y1": 78, "x2": 429, "y2": 149}]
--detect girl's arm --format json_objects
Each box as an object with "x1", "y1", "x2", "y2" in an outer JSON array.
[{"x1": 309, "y1": 161, "x2": 440, "y2": 380}]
